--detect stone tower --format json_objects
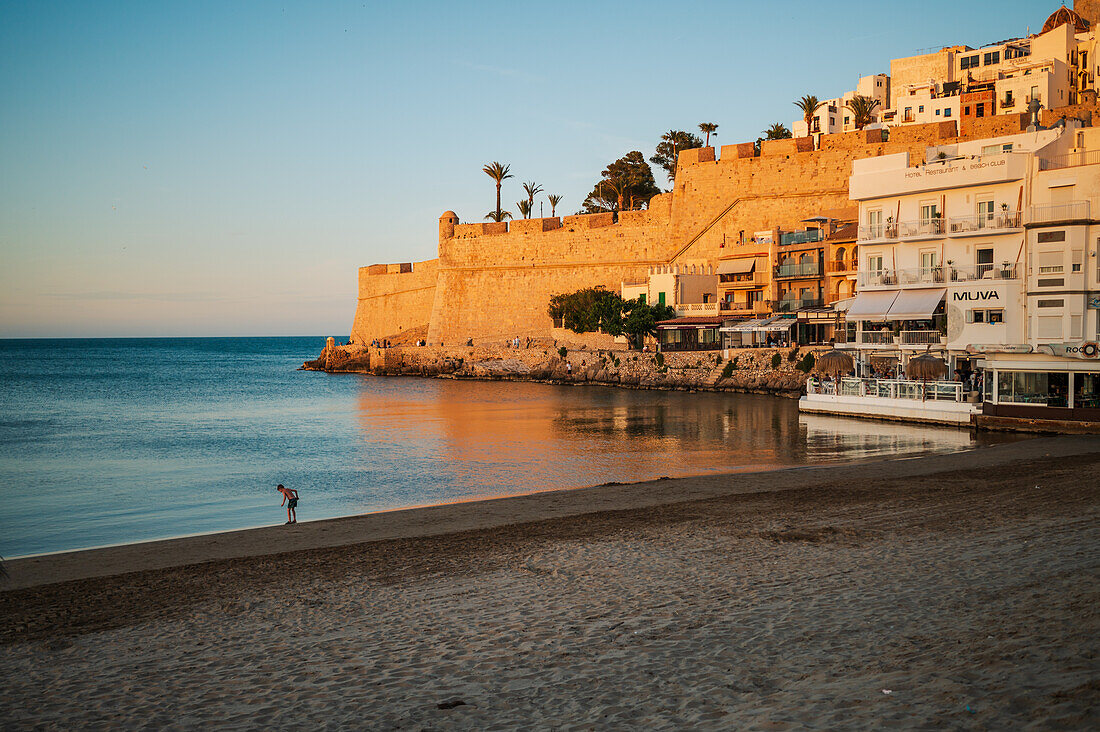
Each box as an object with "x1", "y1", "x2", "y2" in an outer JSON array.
[
  {"x1": 439, "y1": 210, "x2": 459, "y2": 245},
  {"x1": 1075, "y1": 0, "x2": 1100, "y2": 26}
]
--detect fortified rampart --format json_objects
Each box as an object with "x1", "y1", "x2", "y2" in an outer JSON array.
[{"x1": 347, "y1": 112, "x2": 1096, "y2": 346}]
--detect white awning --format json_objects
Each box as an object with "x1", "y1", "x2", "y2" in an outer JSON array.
[
  {"x1": 721, "y1": 317, "x2": 769, "y2": 332},
  {"x1": 761, "y1": 320, "x2": 796, "y2": 332},
  {"x1": 833, "y1": 296, "x2": 856, "y2": 313},
  {"x1": 887, "y1": 288, "x2": 946, "y2": 320},
  {"x1": 717, "y1": 258, "x2": 756, "y2": 275},
  {"x1": 845, "y1": 291, "x2": 899, "y2": 321}
]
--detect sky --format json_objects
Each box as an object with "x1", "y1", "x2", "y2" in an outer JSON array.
[{"x1": 0, "y1": 0, "x2": 1050, "y2": 337}]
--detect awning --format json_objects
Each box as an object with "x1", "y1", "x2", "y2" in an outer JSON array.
[
  {"x1": 845, "y1": 290, "x2": 899, "y2": 321},
  {"x1": 717, "y1": 258, "x2": 756, "y2": 275},
  {"x1": 833, "y1": 296, "x2": 856, "y2": 313},
  {"x1": 887, "y1": 288, "x2": 946, "y2": 320},
  {"x1": 761, "y1": 320, "x2": 796, "y2": 332},
  {"x1": 721, "y1": 317, "x2": 769, "y2": 332}
]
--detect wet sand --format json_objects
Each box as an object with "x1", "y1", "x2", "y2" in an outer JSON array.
[{"x1": 2, "y1": 435, "x2": 1099, "y2": 729}]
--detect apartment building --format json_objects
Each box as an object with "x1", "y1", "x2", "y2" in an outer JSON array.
[
  {"x1": 791, "y1": 75, "x2": 890, "y2": 138},
  {"x1": 844, "y1": 123, "x2": 1100, "y2": 420}
]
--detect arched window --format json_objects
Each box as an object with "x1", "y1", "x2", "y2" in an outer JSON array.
[{"x1": 800, "y1": 252, "x2": 813, "y2": 265}]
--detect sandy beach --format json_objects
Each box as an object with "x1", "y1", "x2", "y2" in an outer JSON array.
[{"x1": 2, "y1": 435, "x2": 1099, "y2": 729}]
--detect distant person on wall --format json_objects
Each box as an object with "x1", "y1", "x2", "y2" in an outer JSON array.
[{"x1": 276, "y1": 484, "x2": 298, "y2": 525}]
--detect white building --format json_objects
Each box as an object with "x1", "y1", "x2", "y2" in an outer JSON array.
[
  {"x1": 836, "y1": 123, "x2": 1100, "y2": 424},
  {"x1": 792, "y1": 74, "x2": 890, "y2": 138}
]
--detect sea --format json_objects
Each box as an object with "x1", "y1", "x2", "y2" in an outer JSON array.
[{"x1": 0, "y1": 337, "x2": 1015, "y2": 558}]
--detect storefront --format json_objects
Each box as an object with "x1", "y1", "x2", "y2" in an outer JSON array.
[
  {"x1": 656, "y1": 317, "x2": 725, "y2": 352},
  {"x1": 981, "y1": 347, "x2": 1100, "y2": 421},
  {"x1": 719, "y1": 316, "x2": 796, "y2": 349}
]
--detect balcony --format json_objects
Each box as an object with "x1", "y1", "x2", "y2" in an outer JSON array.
[
  {"x1": 720, "y1": 300, "x2": 769, "y2": 315},
  {"x1": 1038, "y1": 150, "x2": 1100, "y2": 171},
  {"x1": 1026, "y1": 200, "x2": 1091, "y2": 225},
  {"x1": 771, "y1": 297, "x2": 824, "y2": 312},
  {"x1": 858, "y1": 223, "x2": 899, "y2": 241},
  {"x1": 825, "y1": 259, "x2": 855, "y2": 274},
  {"x1": 898, "y1": 218, "x2": 945, "y2": 239},
  {"x1": 775, "y1": 262, "x2": 822, "y2": 278},
  {"x1": 779, "y1": 229, "x2": 823, "y2": 246},
  {"x1": 947, "y1": 211, "x2": 1021, "y2": 235},
  {"x1": 675, "y1": 302, "x2": 719, "y2": 317},
  {"x1": 860, "y1": 331, "x2": 894, "y2": 345},
  {"x1": 719, "y1": 273, "x2": 768, "y2": 288},
  {"x1": 899, "y1": 330, "x2": 946, "y2": 345},
  {"x1": 858, "y1": 264, "x2": 1019, "y2": 288}
]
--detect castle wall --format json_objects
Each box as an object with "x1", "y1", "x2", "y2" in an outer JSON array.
[
  {"x1": 349, "y1": 259, "x2": 438, "y2": 344},
  {"x1": 351, "y1": 117, "x2": 1089, "y2": 345}
]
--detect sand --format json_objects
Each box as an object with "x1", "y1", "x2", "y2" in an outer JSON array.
[{"x1": 1, "y1": 435, "x2": 1098, "y2": 729}]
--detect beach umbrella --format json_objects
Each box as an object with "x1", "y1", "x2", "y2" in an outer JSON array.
[
  {"x1": 906, "y1": 349, "x2": 946, "y2": 400},
  {"x1": 814, "y1": 349, "x2": 854, "y2": 378}
]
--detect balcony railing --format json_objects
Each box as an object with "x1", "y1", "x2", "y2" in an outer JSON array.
[
  {"x1": 808, "y1": 377, "x2": 964, "y2": 403},
  {"x1": 779, "y1": 229, "x2": 823, "y2": 246},
  {"x1": 860, "y1": 332, "x2": 895, "y2": 345},
  {"x1": 825, "y1": 259, "x2": 854, "y2": 273},
  {"x1": 947, "y1": 211, "x2": 1021, "y2": 234},
  {"x1": 719, "y1": 273, "x2": 768, "y2": 287},
  {"x1": 1038, "y1": 150, "x2": 1100, "y2": 170},
  {"x1": 771, "y1": 297, "x2": 824, "y2": 312},
  {"x1": 859, "y1": 223, "x2": 899, "y2": 240},
  {"x1": 1026, "y1": 200, "x2": 1091, "y2": 224},
  {"x1": 676, "y1": 302, "x2": 719, "y2": 316},
  {"x1": 775, "y1": 262, "x2": 821, "y2": 278},
  {"x1": 899, "y1": 218, "x2": 946, "y2": 238},
  {"x1": 900, "y1": 330, "x2": 945, "y2": 345},
  {"x1": 858, "y1": 263, "x2": 1019, "y2": 288}
]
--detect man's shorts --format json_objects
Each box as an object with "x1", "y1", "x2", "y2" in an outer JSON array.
[{"x1": 288, "y1": 498, "x2": 298, "y2": 509}]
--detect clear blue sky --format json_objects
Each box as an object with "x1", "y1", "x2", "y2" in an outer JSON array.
[{"x1": 0, "y1": 0, "x2": 1049, "y2": 337}]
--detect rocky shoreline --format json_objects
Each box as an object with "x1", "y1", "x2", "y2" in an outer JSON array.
[{"x1": 302, "y1": 342, "x2": 823, "y2": 397}]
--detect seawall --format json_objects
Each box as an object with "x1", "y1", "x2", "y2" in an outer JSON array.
[{"x1": 303, "y1": 343, "x2": 826, "y2": 397}]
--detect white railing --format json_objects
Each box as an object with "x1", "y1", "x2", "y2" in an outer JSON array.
[
  {"x1": 808, "y1": 377, "x2": 964, "y2": 402},
  {"x1": 858, "y1": 264, "x2": 1018, "y2": 288},
  {"x1": 947, "y1": 211, "x2": 1021, "y2": 233},
  {"x1": 1026, "y1": 200, "x2": 1090, "y2": 224},
  {"x1": 1038, "y1": 150, "x2": 1100, "y2": 170},
  {"x1": 860, "y1": 331, "x2": 895, "y2": 345},
  {"x1": 677, "y1": 302, "x2": 719, "y2": 315},
  {"x1": 899, "y1": 218, "x2": 946, "y2": 238},
  {"x1": 900, "y1": 330, "x2": 944, "y2": 345}
]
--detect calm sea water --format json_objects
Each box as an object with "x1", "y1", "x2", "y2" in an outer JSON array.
[{"x1": 0, "y1": 337, "x2": 1015, "y2": 557}]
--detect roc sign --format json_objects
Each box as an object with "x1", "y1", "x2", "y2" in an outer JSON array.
[{"x1": 1040, "y1": 342, "x2": 1100, "y2": 359}]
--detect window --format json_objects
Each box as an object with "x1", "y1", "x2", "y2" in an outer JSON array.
[
  {"x1": 944, "y1": 108, "x2": 952, "y2": 118},
  {"x1": 984, "y1": 51, "x2": 1000, "y2": 65},
  {"x1": 918, "y1": 105, "x2": 924, "y2": 113},
  {"x1": 1030, "y1": 85, "x2": 1039, "y2": 102},
  {"x1": 1004, "y1": 90, "x2": 1014, "y2": 106},
  {"x1": 981, "y1": 145, "x2": 1000, "y2": 155},
  {"x1": 657, "y1": 292, "x2": 665, "y2": 306},
  {"x1": 904, "y1": 107, "x2": 913, "y2": 121},
  {"x1": 920, "y1": 202, "x2": 940, "y2": 224},
  {"x1": 638, "y1": 293, "x2": 646, "y2": 304},
  {"x1": 1002, "y1": 143, "x2": 1012, "y2": 152},
  {"x1": 1038, "y1": 252, "x2": 1063, "y2": 274},
  {"x1": 868, "y1": 255, "x2": 884, "y2": 272},
  {"x1": 998, "y1": 371, "x2": 1068, "y2": 406},
  {"x1": 1037, "y1": 299, "x2": 1064, "y2": 308},
  {"x1": 961, "y1": 55, "x2": 979, "y2": 69},
  {"x1": 976, "y1": 103, "x2": 985, "y2": 118},
  {"x1": 830, "y1": 117, "x2": 835, "y2": 126},
  {"x1": 977, "y1": 199, "x2": 995, "y2": 224},
  {"x1": 1071, "y1": 315, "x2": 1083, "y2": 339},
  {"x1": 936, "y1": 109, "x2": 941, "y2": 116},
  {"x1": 1074, "y1": 373, "x2": 1100, "y2": 408},
  {"x1": 1037, "y1": 316, "x2": 1063, "y2": 339},
  {"x1": 977, "y1": 248, "x2": 994, "y2": 277},
  {"x1": 843, "y1": 116, "x2": 849, "y2": 125},
  {"x1": 1037, "y1": 231, "x2": 1066, "y2": 243},
  {"x1": 1072, "y1": 249, "x2": 1083, "y2": 273},
  {"x1": 964, "y1": 106, "x2": 971, "y2": 115},
  {"x1": 920, "y1": 250, "x2": 939, "y2": 271},
  {"x1": 967, "y1": 309, "x2": 1004, "y2": 323}
]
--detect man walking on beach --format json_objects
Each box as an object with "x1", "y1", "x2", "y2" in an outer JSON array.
[{"x1": 276, "y1": 484, "x2": 298, "y2": 525}]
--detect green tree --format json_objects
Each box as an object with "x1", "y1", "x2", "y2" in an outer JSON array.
[
  {"x1": 482, "y1": 161, "x2": 513, "y2": 222},
  {"x1": 794, "y1": 95, "x2": 825, "y2": 135},
  {"x1": 484, "y1": 209, "x2": 513, "y2": 222},
  {"x1": 621, "y1": 299, "x2": 675, "y2": 349},
  {"x1": 581, "y1": 151, "x2": 660, "y2": 213},
  {"x1": 763, "y1": 123, "x2": 792, "y2": 140},
  {"x1": 698, "y1": 122, "x2": 719, "y2": 147},
  {"x1": 547, "y1": 287, "x2": 623, "y2": 333},
  {"x1": 516, "y1": 200, "x2": 532, "y2": 219},
  {"x1": 845, "y1": 95, "x2": 881, "y2": 129},
  {"x1": 547, "y1": 193, "x2": 563, "y2": 217},
  {"x1": 650, "y1": 130, "x2": 703, "y2": 182},
  {"x1": 522, "y1": 181, "x2": 543, "y2": 218}
]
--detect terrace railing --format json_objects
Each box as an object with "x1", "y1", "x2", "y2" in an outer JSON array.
[
  {"x1": 1026, "y1": 200, "x2": 1090, "y2": 225},
  {"x1": 899, "y1": 330, "x2": 945, "y2": 345},
  {"x1": 898, "y1": 218, "x2": 946, "y2": 238},
  {"x1": 859, "y1": 331, "x2": 895, "y2": 345},
  {"x1": 807, "y1": 377, "x2": 964, "y2": 402},
  {"x1": 779, "y1": 229, "x2": 823, "y2": 246},
  {"x1": 947, "y1": 211, "x2": 1021, "y2": 234},
  {"x1": 774, "y1": 261, "x2": 821, "y2": 278},
  {"x1": 1038, "y1": 150, "x2": 1100, "y2": 171}
]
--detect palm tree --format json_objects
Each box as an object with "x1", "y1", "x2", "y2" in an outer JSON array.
[
  {"x1": 606, "y1": 178, "x2": 629, "y2": 212},
  {"x1": 698, "y1": 122, "x2": 718, "y2": 147},
  {"x1": 547, "y1": 194, "x2": 563, "y2": 217},
  {"x1": 482, "y1": 162, "x2": 513, "y2": 222},
  {"x1": 794, "y1": 95, "x2": 825, "y2": 135},
  {"x1": 763, "y1": 122, "x2": 792, "y2": 140},
  {"x1": 845, "y1": 95, "x2": 881, "y2": 130},
  {"x1": 522, "y1": 181, "x2": 543, "y2": 217},
  {"x1": 485, "y1": 209, "x2": 513, "y2": 222},
  {"x1": 516, "y1": 200, "x2": 532, "y2": 219}
]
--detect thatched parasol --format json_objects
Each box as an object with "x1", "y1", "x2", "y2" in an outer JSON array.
[
  {"x1": 906, "y1": 349, "x2": 947, "y2": 400},
  {"x1": 815, "y1": 349, "x2": 855, "y2": 378}
]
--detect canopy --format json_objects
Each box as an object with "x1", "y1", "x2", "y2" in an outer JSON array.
[
  {"x1": 761, "y1": 320, "x2": 796, "y2": 332},
  {"x1": 845, "y1": 291, "x2": 899, "y2": 321},
  {"x1": 717, "y1": 258, "x2": 756, "y2": 275},
  {"x1": 722, "y1": 317, "x2": 769, "y2": 332},
  {"x1": 887, "y1": 288, "x2": 945, "y2": 320}
]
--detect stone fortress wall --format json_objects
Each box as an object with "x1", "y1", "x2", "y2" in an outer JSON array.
[{"x1": 348, "y1": 109, "x2": 1094, "y2": 347}]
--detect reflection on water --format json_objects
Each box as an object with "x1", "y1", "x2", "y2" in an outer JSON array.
[
  {"x1": 353, "y1": 378, "x2": 1017, "y2": 504},
  {"x1": 0, "y1": 336, "x2": 1024, "y2": 557}
]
